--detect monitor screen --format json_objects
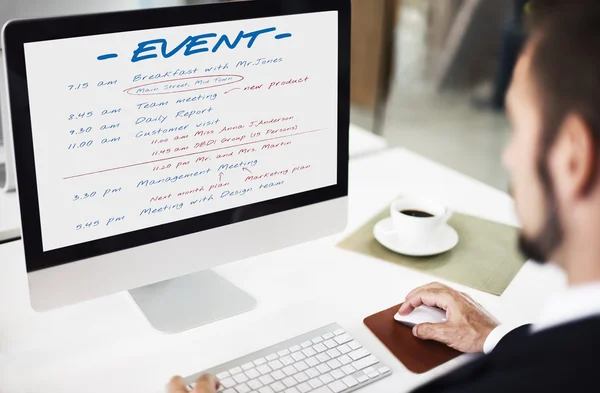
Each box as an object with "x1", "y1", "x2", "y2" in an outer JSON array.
[{"x1": 21, "y1": 11, "x2": 339, "y2": 251}]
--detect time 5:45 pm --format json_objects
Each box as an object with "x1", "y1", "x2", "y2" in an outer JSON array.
[{"x1": 75, "y1": 215, "x2": 126, "y2": 231}]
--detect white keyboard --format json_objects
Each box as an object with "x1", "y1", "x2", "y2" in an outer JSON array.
[{"x1": 184, "y1": 323, "x2": 392, "y2": 393}]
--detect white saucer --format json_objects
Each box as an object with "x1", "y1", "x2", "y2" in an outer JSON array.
[{"x1": 373, "y1": 217, "x2": 459, "y2": 257}]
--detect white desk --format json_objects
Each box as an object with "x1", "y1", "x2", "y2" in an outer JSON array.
[
  {"x1": 0, "y1": 148, "x2": 565, "y2": 393},
  {"x1": 0, "y1": 190, "x2": 19, "y2": 242},
  {"x1": 0, "y1": 125, "x2": 385, "y2": 244},
  {"x1": 348, "y1": 124, "x2": 387, "y2": 158}
]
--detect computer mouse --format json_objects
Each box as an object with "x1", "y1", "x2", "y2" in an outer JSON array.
[{"x1": 394, "y1": 305, "x2": 447, "y2": 328}]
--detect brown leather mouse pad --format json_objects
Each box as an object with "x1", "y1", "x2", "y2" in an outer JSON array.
[{"x1": 364, "y1": 303, "x2": 461, "y2": 374}]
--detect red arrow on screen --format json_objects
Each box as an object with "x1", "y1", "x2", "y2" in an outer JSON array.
[
  {"x1": 219, "y1": 172, "x2": 225, "y2": 182},
  {"x1": 242, "y1": 167, "x2": 253, "y2": 174}
]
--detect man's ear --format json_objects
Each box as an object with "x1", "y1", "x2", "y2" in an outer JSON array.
[{"x1": 550, "y1": 114, "x2": 596, "y2": 200}]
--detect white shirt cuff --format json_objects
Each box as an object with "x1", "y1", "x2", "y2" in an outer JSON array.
[{"x1": 483, "y1": 324, "x2": 523, "y2": 354}]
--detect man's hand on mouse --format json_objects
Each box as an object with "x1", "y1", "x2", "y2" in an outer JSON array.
[
  {"x1": 398, "y1": 282, "x2": 499, "y2": 353},
  {"x1": 167, "y1": 374, "x2": 219, "y2": 393}
]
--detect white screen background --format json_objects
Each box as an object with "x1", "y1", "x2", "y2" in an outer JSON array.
[{"x1": 23, "y1": 11, "x2": 339, "y2": 251}]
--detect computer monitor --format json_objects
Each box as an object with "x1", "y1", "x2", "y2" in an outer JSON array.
[{"x1": 2, "y1": 0, "x2": 350, "y2": 333}]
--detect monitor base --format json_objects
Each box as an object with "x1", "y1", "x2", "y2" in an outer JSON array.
[{"x1": 129, "y1": 270, "x2": 257, "y2": 334}]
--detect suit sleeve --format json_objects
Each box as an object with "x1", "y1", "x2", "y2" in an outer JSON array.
[
  {"x1": 483, "y1": 324, "x2": 527, "y2": 354},
  {"x1": 489, "y1": 324, "x2": 532, "y2": 352}
]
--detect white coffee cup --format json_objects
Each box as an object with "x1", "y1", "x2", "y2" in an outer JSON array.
[{"x1": 385, "y1": 197, "x2": 452, "y2": 245}]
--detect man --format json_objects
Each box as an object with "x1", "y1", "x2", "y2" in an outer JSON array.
[{"x1": 169, "y1": 0, "x2": 600, "y2": 391}]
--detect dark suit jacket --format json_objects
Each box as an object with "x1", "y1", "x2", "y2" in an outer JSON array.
[{"x1": 411, "y1": 317, "x2": 600, "y2": 392}]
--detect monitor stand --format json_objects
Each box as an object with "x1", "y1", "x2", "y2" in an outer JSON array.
[{"x1": 128, "y1": 270, "x2": 257, "y2": 334}]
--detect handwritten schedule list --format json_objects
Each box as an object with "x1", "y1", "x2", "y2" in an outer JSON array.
[{"x1": 24, "y1": 12, "x2": 339, "y2": 251}]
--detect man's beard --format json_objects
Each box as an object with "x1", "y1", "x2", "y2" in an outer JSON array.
[
  {"x1": 518, "y1": 206, "x2": 562, "y2": 263},
  {"x1": 518, "y1": 162, "x2": 564, "y2": 263}
]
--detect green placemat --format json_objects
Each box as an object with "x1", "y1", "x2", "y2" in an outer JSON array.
[{"x1": 338, "y1": 206, "x2": 526, "y2": 296}]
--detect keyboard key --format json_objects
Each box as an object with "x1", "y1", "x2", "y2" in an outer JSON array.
[
  {"x1": 295, "y1": 361, "x2": 309, "y2": 372},
  {"x1": 271, "y1": 381, "x2": 286, "y2": 392},
  {"x1": 363, "y1": 367, "x2": 376, "y2": 375},
  {"x1": 319, "y1": 373, "x2": 334, "y2": 384},
  {"x1": 294, "y1": 372, "x2": 309, "y2": 383},
  {"x1": 333, "y1": 329, "x2": 345, "y2": 336},
  {"x1": 316, "y1": 364, "x2": 332, "y2": 374},
  {"x1": 356, "y1": 374, "x2": 369, "y2": 383},
  {"x1": 334, "y1": 334, "x2": 352, "y2": 345},
  {"x1": 352, "y1": 355, "x2": 379, "y2": 371},
  {"x1": 283, "y1": 377, "x2": 298, "y2": 388},
  {"x1": 313, "y1": 343, "x2": 328, "y2": 353},
  {"x1": 257, "y1": 365, "x2": 272, "y2": 375},
  {"x1": 326, "y1": 349, "x2": 341, "y2": 358},
  {"x1": 269, "y1": 360, "x2": 284, "y2": 370},
  {"x1": 254, "y1": 358, "x2": 267, "y2": 366},
  {"x1": 327, "y1": 359, "x2": 342, "y2": 369},
  {"x1": 316, "y1": 353, "x2": 331, "y2": 362},
  {"x1": 289, "y1": 345, "x2": 302, "y2": 353},
  {"x1": 306, "y1": 368, "x2": 321, "y2": 378},
  {"x1": 378, "y1": 366, "x2": 391, "y2": 374},
  {"x1": 302, "y1": 347, "x2": 317, "y2": 357},
  {"x1": 349, "y1": 348, "x2": 370, "y2": 361},
  {"x1": 266, "y1": 354, "x2": 279, "y2": 361},
  {"x1": 223, "y1": 389, "x2": 236, "y2": 393},
  {"x1": 236, "y1": 383, "x2": 251, "y2": 393},
  {"x1": 259, "y1": 375, "x2": 275, "y2": 385},
  {"x1": 246, "y1": 368, "x2": 260, "y2": 380},
  {"x1": 367, "y1": 371, "x2": 380, "y2": 379},
  {"x1": 328, "y1": 380, "x2": 347, "y2": 393},
  {"x1": 278, "y1": 349, "x2": 291, "y2": 357},
  {"x1": 306, "y1": 357, "x2": 320, "y2": 367},
  {"x1": 309, "y1": 378, "x2": 324, "y2": 389},
  {"x1": 272, "y1": 370, "x2": 286, "y2": 380},
  {"x1": 248, "y1": 379, "x2": 263, "y2": 390},
  {"x1": 280, "y1": 356, "x2": 294, "y2": 366},
  {"x1": 341, "y1": 365, "x2": 356, "y2": 375},
  {"x1": 331, "y1": 369, "x2": 345, "y2": 380},
  {"x1": 324, "y1": 339, "x2": 337, "y2": 349},
  {"x1": 242, "y1": 362, "x2": 255, "y2": 371},
  {"x1": 322, "y1": 332, "x2": 335, "y2": 340},
  {"x1": 296, "y1": 382, "x2": 312, "y2": 393},
  {"x1": 282, "y1": 366, "x2": 297, "y2": 376},
  {"x1": 338, "y1": 345, "x2": 352, "y2": 355},
  {"x1": 312, "y1": 388, "x2": 334, "y2": 393},
  {"x1": 221, "y1": 378, "x2": 236, "y2": 388},
  {"x1": 312, "y1": 336, "x2": 324, "y2": 344},
  {"x1": 301, "y1": 341, "x2": 312, "y2": 348},
  {"x1": 338, "y1": 355, "x2": 352, "y2": 365},
  {"x1": 348, "y1": 341, "x2": 361, "y2": 350},
  {"x1": 341, "y1": 375, "x2": 359, "y2": 388},
  {"x1": 285, "y1": 388, "x2": 300, "y2": 393},
  {"x1": 229, "y1": 367, "x2": 243, "y2": 375},
  {"x1": 292, "y1": 352, "x2": 306, "y2": 361},
  {"x1": 217, "y1": 371, "x2": 231, "y2": 380},
  {"x1": 234, "y1": 373, "x2": 249, "y2": 384},
  {"x1": 259, "y1": 386, "x2": 275, "y2": 393}
]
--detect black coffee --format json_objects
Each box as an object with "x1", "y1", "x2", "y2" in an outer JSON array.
[{"x1": 401, "y1": 210, "x2": 434, "y2": 218}]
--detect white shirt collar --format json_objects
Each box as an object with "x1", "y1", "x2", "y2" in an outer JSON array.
[{"x1": 532, "y1": 282, "x2": 600, "y2": 333}]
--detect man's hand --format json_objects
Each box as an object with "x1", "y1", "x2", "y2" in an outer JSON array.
[
  {"x1": 167, "y1": 374, "x2": 219, "y2": 393},
  {"x1": 398, "y1": 282, "x2": 500, "y2": 353}
]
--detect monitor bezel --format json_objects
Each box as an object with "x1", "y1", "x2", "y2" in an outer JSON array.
[{"x1": 3, "y1": 0, "x2": 350, "y2": 273}]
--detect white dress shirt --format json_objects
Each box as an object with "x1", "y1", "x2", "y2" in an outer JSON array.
[{"x1": 483, "y1": 282, "x2": 600, "y2": 354}]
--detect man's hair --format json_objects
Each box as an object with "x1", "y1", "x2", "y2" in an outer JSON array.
[{"x1": 527, "y1": 0, "x2": 600, "y2": 188}]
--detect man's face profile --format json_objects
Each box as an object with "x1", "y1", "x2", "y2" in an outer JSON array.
[{"x1": 502, "y1": 44, "x2": 563, "y2": 264}]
